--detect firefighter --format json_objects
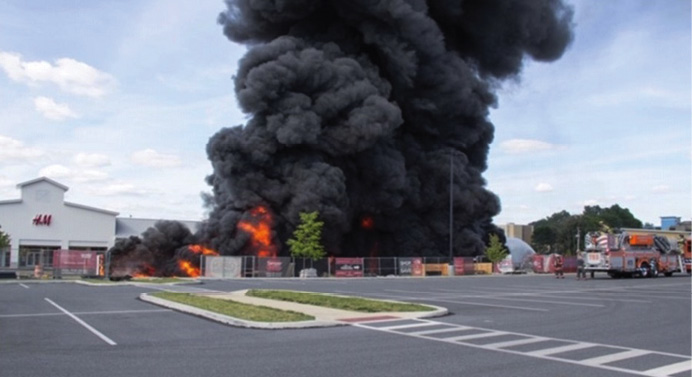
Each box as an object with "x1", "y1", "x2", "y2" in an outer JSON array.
[
  {"x1": 576, "y1": 252, "x2": 587, "y2": 280},
  {"x1": 553, "y1": 254, "x2": 564, "y2": 279}
]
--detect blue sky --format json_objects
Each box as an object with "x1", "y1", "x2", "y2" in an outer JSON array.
[{"x1": 0, "y1": 0, "x2": 689, "y2": 227}]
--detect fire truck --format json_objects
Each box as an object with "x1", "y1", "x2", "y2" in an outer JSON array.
[
  {"x1": 683, "y1": 239, "x2": 691, "y2": 274},
  {"x1": 583, "y1": 231, "x2": 684, "y2": 279}
]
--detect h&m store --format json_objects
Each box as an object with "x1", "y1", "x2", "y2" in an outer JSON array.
[{"x1": 0, "y1": 177, "x2": 198, "y2": 271}]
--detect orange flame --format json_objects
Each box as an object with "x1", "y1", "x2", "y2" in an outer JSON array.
[
  {"x1": 178, "y1": 260, "x2": 200, "y2": 277},
  {"x1": 132, "y1": 264, "x2": 155, "y2": 278},
  {"x1": 237, "y1": 205, "x2": 276, "y2": 258},
  {"x1": 188, "y1": 244, "x2": 219, "y2": 256},
  {"x1": 361, "y1": 216, "x2": 374, "y2": 230}
]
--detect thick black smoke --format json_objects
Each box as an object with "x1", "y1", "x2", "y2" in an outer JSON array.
[
  {"x1": 201, "y1": 0, "x2": 574, "y2": 257},
  {"x1": 109, "y1": 221, "x2": 201, "y2": 277}
]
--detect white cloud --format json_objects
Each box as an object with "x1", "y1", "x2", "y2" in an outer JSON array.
[
  {"x1": 534, "y1": 183, "x2": 554, "y2": 192},
  {"x1": 582, "y1": 199, "x2": 600, "y2": 207},
  {"x1": 33, "y1": 96, "x2": 78, "y2": 121},
  {"x1": 39, "y1": 164, "x2": 108, "y2": 183},
  {"x1": 39, "y1": 164, "x2": 72, "y2": 178},
  {"x1": 0, "y1": 51, "x2": 116, "y2": 97},
  {"x1": 499, "y1": 139, "x2": 564, "y2": 154},
  {"x1": 651, "y1": 185, "x2": 670, "y2": 194},
  {"x1": 0, "y1": 135, "x2": 44, "y2": 162},
  {"x1": 131, "y1": 149, "x2": 182, "y2": 168},
  {"x1": 90, "y1": 183, "x2": 149, "y2": 196},
  {"x1": 73, "y1": 152, "x2": 111, "y2": 168},
  {"x1": 0, "y1": 175, "x2": 14, "y2": 188}
]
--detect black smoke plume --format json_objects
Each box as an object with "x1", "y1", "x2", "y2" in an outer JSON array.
[
  {"x1": 109, "y1": 221, "x2": 201, "y2": 277},
  {"x1": 201, "y1": 0, "x2": 574, "y2": 257}
]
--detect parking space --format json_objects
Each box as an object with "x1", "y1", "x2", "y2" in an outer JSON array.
[{"x1": 1, "y1": 275, "x2": 690, "y2": 377}]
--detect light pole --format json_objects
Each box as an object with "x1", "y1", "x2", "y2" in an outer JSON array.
[{"x1": 449, "y1": 151, "x2": 454, "y2": 275}]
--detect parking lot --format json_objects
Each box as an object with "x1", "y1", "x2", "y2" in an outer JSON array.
[{"x1": 1, "y1": 274, "x2": 690, "y2": 377}]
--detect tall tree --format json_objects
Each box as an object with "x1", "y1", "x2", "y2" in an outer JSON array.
[
  {"x1": 287, "y1": 211, "x2": 326, "y2": 266},
  {"x1": 530, "y1": 205, "x2": 642, "y2": 255},
  {"x1": 484, "y1": 234, "x2": 508, "y2": 272}
]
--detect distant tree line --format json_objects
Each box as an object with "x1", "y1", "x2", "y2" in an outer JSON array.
[{"x1": 530, "y1": 205, "x2": 642, "y2": 255}]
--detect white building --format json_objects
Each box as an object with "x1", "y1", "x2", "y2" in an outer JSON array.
[{"x1": 0, "y1": 177, "x2": 200, "y2": 270}]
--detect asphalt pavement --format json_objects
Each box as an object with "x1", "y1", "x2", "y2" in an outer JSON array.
[{"x1": 1, "y1": 273, "x2": 690, "y2": 377}]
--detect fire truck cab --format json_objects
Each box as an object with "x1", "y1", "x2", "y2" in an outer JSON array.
[{"x1": 583, "y1": 231, "x2": 684, "y2": 279}]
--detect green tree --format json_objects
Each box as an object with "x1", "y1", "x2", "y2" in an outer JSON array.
[
  {"x1": 287, "y1": 211, "x2": 326, "y2": 267},
  {"x1": 0, "y1": 227, "x2": 10, "y2": 249},
  {"x1": 484, "y1": 234, "x2": 508, "y2": 272},
  {"x1": 530, "y1": 204, "x2": 643, "y2": 255}
]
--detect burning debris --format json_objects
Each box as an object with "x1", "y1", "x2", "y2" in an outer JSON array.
[
  {"x1": 109, "y1": 220, "x2": 217, "y2": 278},
  {"x1": 201, "y1": 0, "x2": 574, "y2": 257}
]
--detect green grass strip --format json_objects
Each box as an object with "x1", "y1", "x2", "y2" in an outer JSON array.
[
  {"x1": 247, "y1": 290, "x2": 434, "y2": 313},
  {"x1": 151, "y1": 292, "x2": 314, "y2": 322}
]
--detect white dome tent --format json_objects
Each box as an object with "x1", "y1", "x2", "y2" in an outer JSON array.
[{"x1": 498, "y1": 237, "x2": 536, "y2": 274}]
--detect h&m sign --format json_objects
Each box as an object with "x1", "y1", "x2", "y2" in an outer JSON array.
[{"x1": 32, "y1": 214, "x2": 52, "y2": 226}]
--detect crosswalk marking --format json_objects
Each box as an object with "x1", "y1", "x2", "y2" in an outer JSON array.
[
  {"x1": 643, "y1": 360, "x2": 692, "y2": 376},
  {"x1": 444, "y1": 331, "x2": 508, "y2": 342},
  {"x1": 525, "y1": 342, "x2": 594, "y2": 356},
  {"x1": 355, "y1": 319, "x2": 692, "y2": 377},
  {"x1": 484, "y1": 337, "x2": 549, "y2": 349},
  {"x1": 382, "y1": 322, "x2": 442, "y2": 331},
  {"x1": 580, "y1": 349, "x2": 649, "y2": 365},
  {"x1": 410, "y1": 327, "x2": 462, "y2": 336}
]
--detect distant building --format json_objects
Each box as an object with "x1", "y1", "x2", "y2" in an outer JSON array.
[
  {"x1": 500, "y1": 223, "x2": 533, "y2": 244},
  {"x1": 660, "y1": 216, "x2": 681, "y2": 231},
  {"x1": 0, "y1": 177, "x2": 200, "y2": 269},
  {"x1": 669, "y1": 220, "x2": 691, "y2": 232}
]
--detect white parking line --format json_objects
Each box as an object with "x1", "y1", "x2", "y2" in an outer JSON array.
[
  {"x1": 19, "y1": 283, "x2": 29, "y2": 289},
  {"x1": 460, "y1": 296, "x2": 604, "y2": 308},
  {"x1": 0, "y1": 308, "x2": 172, "y2": 319},
  {"x1": 44, "y1": 298, "x2": 117, "y2": 346},
  {"x1": 336, "y1": 290, "x2": 550, "y2": 312},
  {"x1": 425, "y1": 298, "x2": 549, "y2": 312}
]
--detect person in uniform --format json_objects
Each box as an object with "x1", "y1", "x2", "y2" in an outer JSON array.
[
  {"x1": 576, "y1": 252, "x2": 587, "y2": 280},
  {"x1": 553, "y1": 254, "x2": 564, "y2": 279}
]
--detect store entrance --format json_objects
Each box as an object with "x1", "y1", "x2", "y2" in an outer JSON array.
[{"x1": 19, "y1": 246, "x2": 58, "y2": 268}]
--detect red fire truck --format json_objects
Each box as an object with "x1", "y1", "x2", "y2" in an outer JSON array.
[
  {"x1": 583, "y1": 231, "x2": 684, "y2": 279},
  {"x1": 683, "y1": 239, "x2": 691, "y2": 274}
]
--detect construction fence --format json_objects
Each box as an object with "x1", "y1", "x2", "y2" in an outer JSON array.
[{"x1": 201, "y1": 256, "x2": 493, "y2": 278}]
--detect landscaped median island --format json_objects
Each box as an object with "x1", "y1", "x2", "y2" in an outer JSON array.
[
  {"x1": 143, "y1": 289, "x2": 440, "y2": 328},
  {"x1": 150, "y1": 292, "x2": 314, "y2": 322},
  {"x1": 246, "y1": 289, "x2": 436, "y2": 313}
]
